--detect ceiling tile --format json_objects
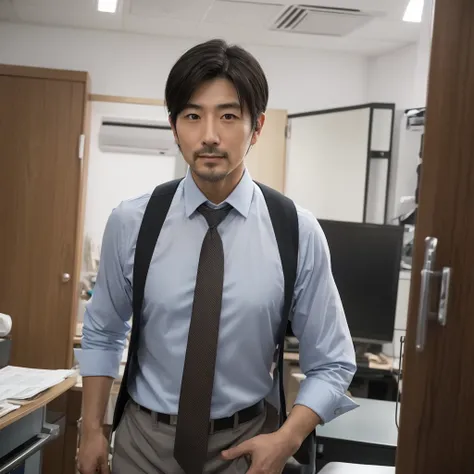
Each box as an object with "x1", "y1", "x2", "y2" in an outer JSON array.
[
  {"x1": 124, "y1": 14, "x2": 199, "y2": 36},
  {"x1": 15, "y1": 0, "x2": 94, "y2": 10},
  {"x1": 272, "y1": 6, "x2": 376, "y2": 37},
  {"x1": 350, "y1": 18, "x2": 420, "y2": 42},
  {"x1": 123, "y1": 12, "x2": 409, "y2": 56},
  {"x1": 204, "y1": 0, "x2": 284, "y2": 28},
  {"x1": 130, "y1": 0, "x2": 211, "y2": 22},
  {"x1": 226, "y1": 0, "x2": 398, "y2": 14}
]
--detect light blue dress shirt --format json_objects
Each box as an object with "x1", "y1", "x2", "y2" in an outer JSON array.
[{"x1": 75, "y1": 169, "x2": 357, "y2": 423}]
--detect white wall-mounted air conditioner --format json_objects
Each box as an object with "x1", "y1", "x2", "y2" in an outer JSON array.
[{"x1": 99, "y1": 117, "x2": 177, "y2": 156}]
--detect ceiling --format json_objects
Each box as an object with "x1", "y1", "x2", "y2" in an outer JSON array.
[{"x1": 0, "y1": 0, "x2": 421, "y2": 55}]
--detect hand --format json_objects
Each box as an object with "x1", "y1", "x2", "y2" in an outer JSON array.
[
  {"x1": 77, "y1": 428, "x2": 110, "y2": 474},
  {"x1": 221, "y1": 431, "x2": 300, "y2": 474}
]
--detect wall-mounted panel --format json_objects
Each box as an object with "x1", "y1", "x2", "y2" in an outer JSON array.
[{"x1": 286, "y1": 108, "x2": 370, "y2": 222}]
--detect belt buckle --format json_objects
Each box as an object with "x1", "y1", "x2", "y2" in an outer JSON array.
[{"x1": 169, "y1": 415, "x2": 178, "y2": 426}]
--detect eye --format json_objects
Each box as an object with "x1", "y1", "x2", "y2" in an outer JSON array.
[
  {"x1": 185, "y1": 113, "x2": 200, "y2": 121},
  {"x1": 222, "y1": 113, "x2": 238, "y2": 121}
]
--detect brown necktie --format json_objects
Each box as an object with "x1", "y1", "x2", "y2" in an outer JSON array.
[{"x1": 174, "y1": 203, "x2": 232, "y2": 474}]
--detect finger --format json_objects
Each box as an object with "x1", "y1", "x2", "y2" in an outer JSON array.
[
  {"x1": 77, "y1": 460, "x2": 99, "y2": 474},
  {"x1": 80, "y1": 468, "x2": 96, "y2": 474},
  {"x1": 221, "y1": 440, "x2": 253, "y2": 460},
  {"x1": 245, "y1": 463, "x2": 260, "y2": 474},
  {"x1": 101, "y1": 459, "x2": 111, "y2": 474},
  {"x1": 76, "y1": 467, "x2": 92, "y2": 474}
]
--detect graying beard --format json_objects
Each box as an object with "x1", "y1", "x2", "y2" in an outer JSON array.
[{"x1": 193, "y1": 168, "x2": 228, "y2": 183}]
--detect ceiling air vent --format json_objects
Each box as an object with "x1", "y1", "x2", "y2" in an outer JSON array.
[{"x1": 271, "y1": 4, "x2": 376, "y2": 37}]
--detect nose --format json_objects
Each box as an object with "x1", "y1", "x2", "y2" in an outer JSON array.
[{"x1": 202, "y1": 118, "x2": 220, "y2": 147}]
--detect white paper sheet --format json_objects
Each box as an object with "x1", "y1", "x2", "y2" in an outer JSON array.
[
  {"x1": 0, "y1": 401, "x2": 20, "y2": 418},
  {"x1": 0, "y1": 365, "x2": 76, "y2": 402}
]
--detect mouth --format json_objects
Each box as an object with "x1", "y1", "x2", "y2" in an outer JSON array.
[{"x1": 197, "y1": 155, "x2": 225, "y2": 160}]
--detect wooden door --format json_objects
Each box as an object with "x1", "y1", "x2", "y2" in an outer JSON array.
[
  {"x1": 246, "y1": 108, "x2": 288, "y2": 193},
  {"x1": 396, "y1": 0, "x2": 474, "y2": 472},
  {"x1": 0, "y1": 65, "x2": 89, "y2": 369}
]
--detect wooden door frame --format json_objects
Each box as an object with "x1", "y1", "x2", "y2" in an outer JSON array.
[
  {"x1": 0, "y1": 64, "x2": 91, "y2": 369},
  {"x1": 89, "y1": 93, "x2": 164, "y2": 106},
  {"x1": 66, "y1": 77, "x2": 92, "y2": 368},
  {"x1": 0, "y1": 64, "x2": 88, "y2": 83}
]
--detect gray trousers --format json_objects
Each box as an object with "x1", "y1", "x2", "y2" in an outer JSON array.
[{"x1": 111, "y1": 401, "x2": 275, "y2": 474}]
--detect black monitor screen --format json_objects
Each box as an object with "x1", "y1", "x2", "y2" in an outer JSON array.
[{"x1": 318, "y1": 219, "x2": 404, "y2": 343}]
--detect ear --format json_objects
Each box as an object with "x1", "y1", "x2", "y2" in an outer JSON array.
[{"x1": 250, "y1": 113, "x2": 266, "y2": 146}]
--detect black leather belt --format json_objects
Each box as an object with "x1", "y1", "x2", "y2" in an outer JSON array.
[{"x1": 136, "y1": 400, "x2": 265, "y2": 434}]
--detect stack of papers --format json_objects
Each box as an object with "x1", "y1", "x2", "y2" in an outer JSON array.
[
  {"x1": 0, "y1": 401, "x2": 20, "y2": 418},
  {"x1": 0, "y1": 365, "x2": 76, "y2": 404}
]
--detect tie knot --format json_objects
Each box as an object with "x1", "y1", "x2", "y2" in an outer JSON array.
[{"x1": 198, "y1": 204, "x2": 232, "y2": 229}]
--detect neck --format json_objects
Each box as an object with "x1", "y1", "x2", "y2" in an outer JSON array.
[{"x1": 192, "y1": 164, "x2": 245, "y2": 204}]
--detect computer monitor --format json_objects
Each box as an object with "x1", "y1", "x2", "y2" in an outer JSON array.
[{"x1": 318, "y1": 219, "x2": 404, "y2": 344}]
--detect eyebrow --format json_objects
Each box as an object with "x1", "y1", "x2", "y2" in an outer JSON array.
[{"x1": 183, "y1": 102, "x2": 242, "y2": 111}]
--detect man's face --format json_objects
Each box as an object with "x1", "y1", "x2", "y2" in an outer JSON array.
[{"x1": 171, "y1": 78, "x2": 264, "y2": 183}]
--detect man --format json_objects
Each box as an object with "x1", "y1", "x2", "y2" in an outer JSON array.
[{"x1": 76, "y1": 39, "x2": 357, "y2": 474}]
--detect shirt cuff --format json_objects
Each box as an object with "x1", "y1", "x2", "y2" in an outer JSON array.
[
  {"x1": 74, "y1": 348, "x2": 122, "y2": 378},
  {"x1": 294, "y1": 377, "x2": 359, "y2": 424}
]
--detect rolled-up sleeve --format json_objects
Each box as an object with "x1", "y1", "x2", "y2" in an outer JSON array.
[
  {"x1": 74, "y1": 205, "x2": 132, "y2": 379},
  {"x1": 291, "y1": 208, "x2": 358, "y2": 424}
]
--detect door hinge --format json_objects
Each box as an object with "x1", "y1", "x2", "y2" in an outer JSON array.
[
  {"x1": 285, "y1": 123, "x2": 291, "y2": 139},
  {"x1": 78, "y1": 134, "x2": 85, "y2": 160}
]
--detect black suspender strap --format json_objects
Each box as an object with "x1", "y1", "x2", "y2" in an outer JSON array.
[
  {"x1": 255, "y1": 182, "x2": 298, "y2": 420},
  {"x1": 112, "y1": 179, "x2": 182, "y2": 431},
  {"x1": 131, "y1": 179, "x2": 183, "y2": 366},
  {"x1": 256, "y1": 183, "x2": 313, "y2": 465}
]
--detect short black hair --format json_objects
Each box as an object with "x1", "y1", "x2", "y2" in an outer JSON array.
[{"x1": 165, "y1": 39, "x2": 269, "y2": 128}]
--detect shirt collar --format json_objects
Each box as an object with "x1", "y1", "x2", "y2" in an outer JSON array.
[{"x1": 183, "y1": 168, "x2": 254, "y2": 218}]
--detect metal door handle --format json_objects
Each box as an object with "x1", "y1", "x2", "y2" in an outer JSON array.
[
  {"x1": 416, "y1": 236, "x2": 451, "y2": 352},
  {"x1": 61, "y1": 273, "x2": 71, "y2": 283},
  {"x1": 0, "y1": 423, "x2": 59, "y2": 474}
]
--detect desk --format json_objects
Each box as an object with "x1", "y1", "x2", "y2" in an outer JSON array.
[
  {"x1": 0, "y1": 376, "x2": 77, "y2": 474},
  {"x1": 319, "y1": 463, "x2": 395, "y2": 474},
  {"x1": 316, "y1": 398, "x2": 397, "y2": 472}
]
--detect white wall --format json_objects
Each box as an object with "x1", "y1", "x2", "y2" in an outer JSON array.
[
  {"x1": 367, "y1": 44, "x2": 419, "y2": 223},
  {"x1": 367, "y1": 36, "x2": 431, "y2": 110},
  {"x1": 0, "y1": 22, "x2": 368, "y2": 114},
  {"x1": 412, "y1": 0, "x2": 435, "y2": 107},
  {"x1": 367, "y1": 44, "x2": 418, "y2": 108},
  {"x1": 86, "y1": 102, "x2": 176, "y2": 247}
]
